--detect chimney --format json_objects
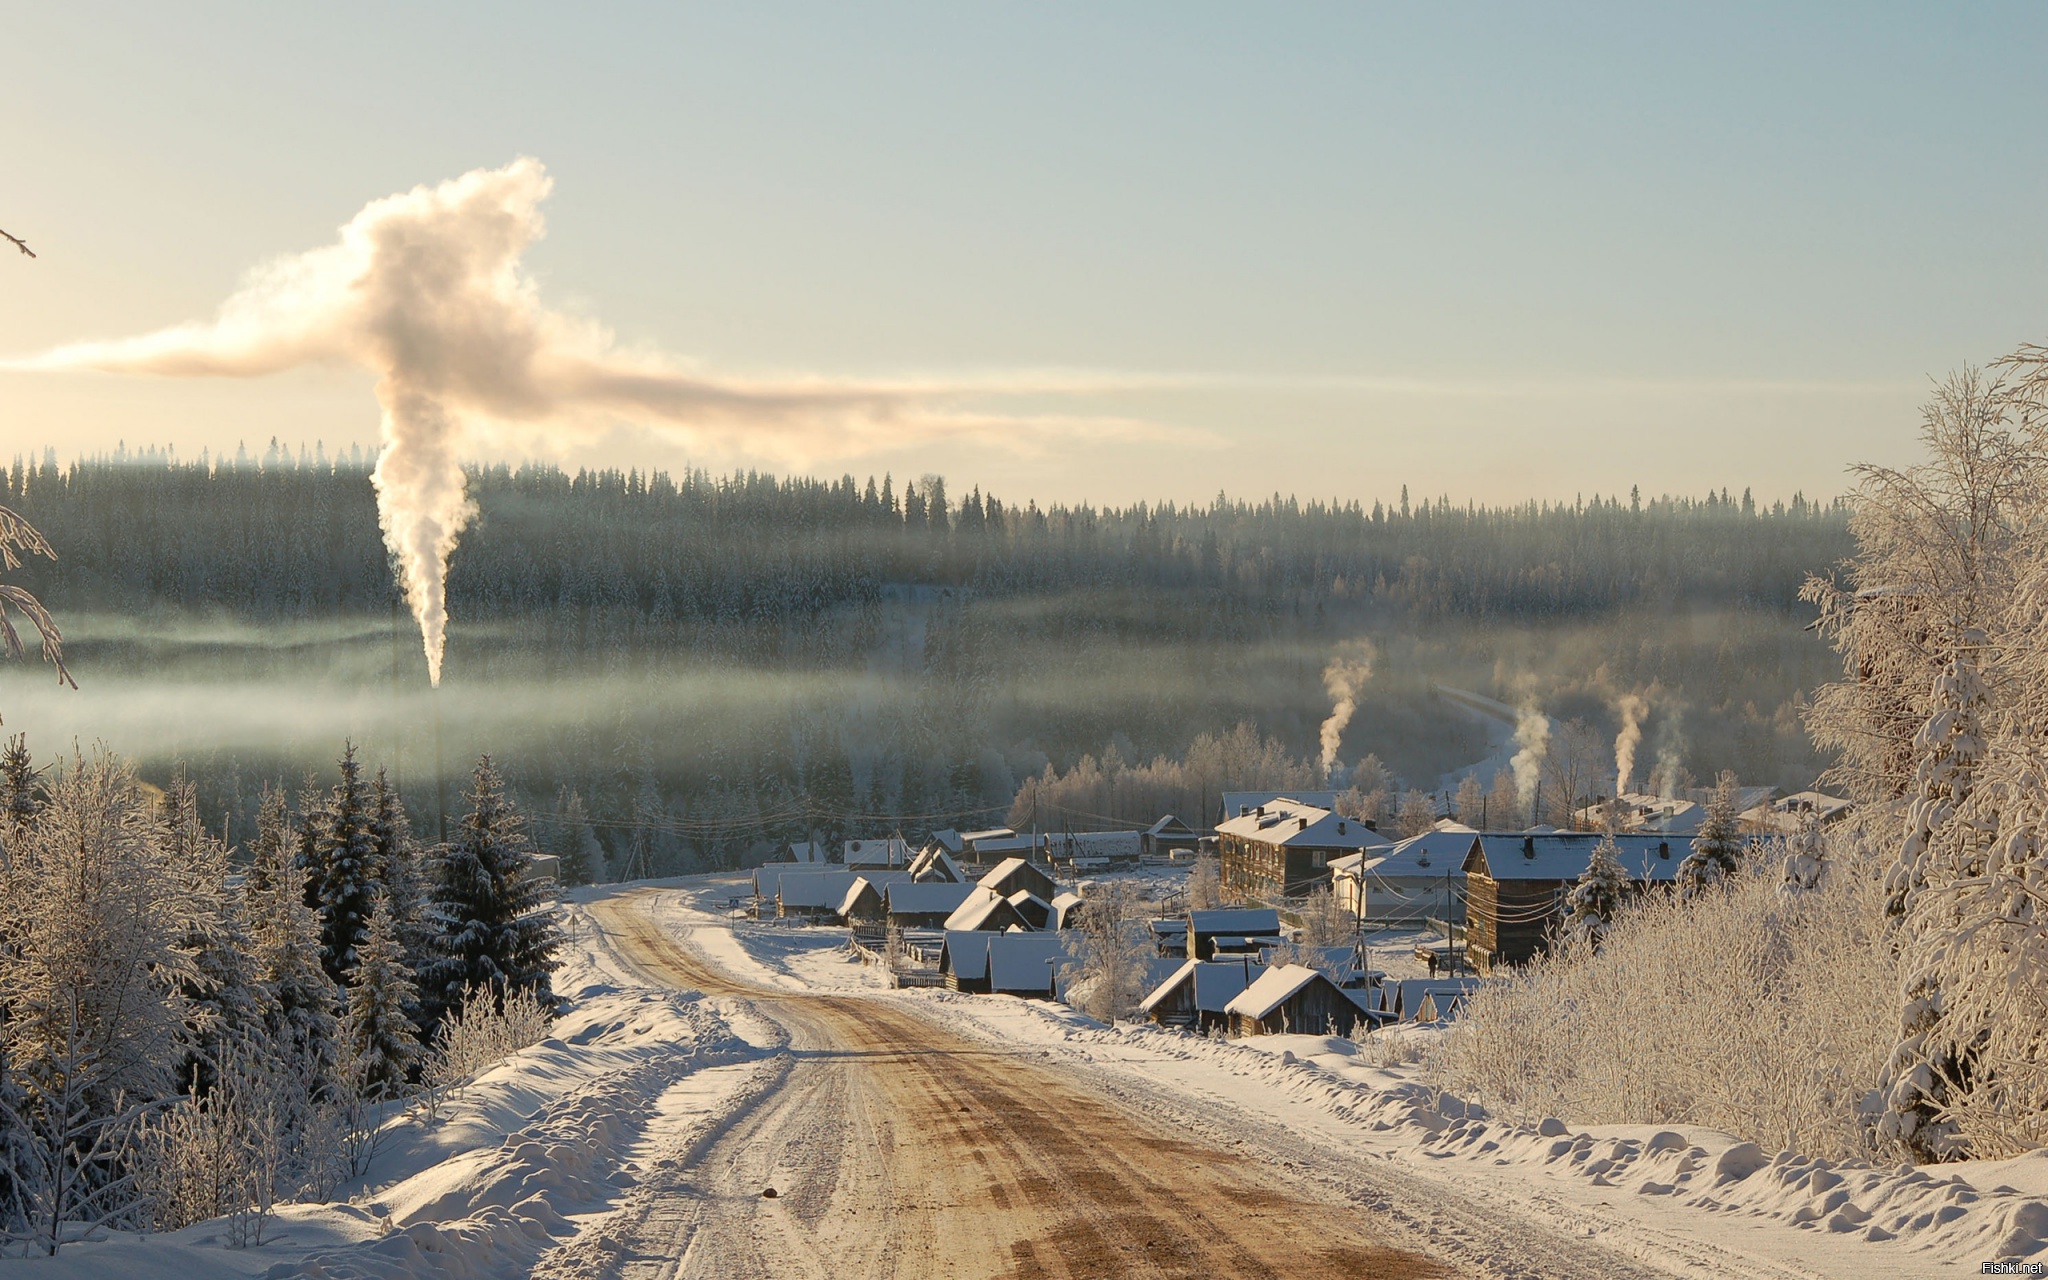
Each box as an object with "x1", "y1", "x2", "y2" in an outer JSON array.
[
  {"x1": 1298, "y1": 817, "x2": 1308, "y2": 831},
  {"x1": 1337, "y1": 820, "x2": 1346, "y2": 835},
  {"x1": 1522, "y1": 836, "x2": 1536, "y2": 859},
  {"x1": 1256, "y1": 805, "x2": 1265, "y2": 818},
  {"x1": 1363, "y1": 819, "x2": 1377, "y2": 832}
]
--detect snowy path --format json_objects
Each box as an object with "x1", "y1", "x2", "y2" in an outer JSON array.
[{"x1": 569, "y1": 890, "x2": 1680, "y2": 1280}]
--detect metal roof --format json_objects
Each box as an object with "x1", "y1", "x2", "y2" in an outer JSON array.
[
  {"x1": 775, "y1": 869, "x2": 862, "y2": 907},
  {"x1": 1214, "y1": 798, "x2": 1381, "y2": 850},
  {"x1": 1139, "y1": 958, "x2": 1266, "y2": 1014},
  {"x1": 1465, "y1": 833, "x2": 1690, "y2": 882},
  {"x1": 1223, "y1": 964, "x2": 1377, "y2": 1021},
  {"x1": 987, "y1": 933, "x2": 1069, "y2": 993},
  {"x1": 1187, "y1": 908, "x2": 1281, "y2": 935},
  {"x1": 884, "y1": 881, "x2": 978, "y2": 916},
  {"x1": 1219, "y1": 791, "x2": 1338, "y2": 822}
]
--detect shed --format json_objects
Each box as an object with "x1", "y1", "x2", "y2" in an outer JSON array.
[
  {"x1": 939, "y1": 931, "x2": 993, "y2": 993},
  {"x1": 1007, "y1": 890, "x2": 1052, "y2": 930},
  {"x1": 1143, "y1": 814, "x2": 1202, "y2": 859},
  {"x1": 1140, "y1": 958, "x2": 1265, "y2": 1032},
  {"x1": 838, "y1": 876, "x2": 887, "y2": 925},
  {"x1": 986, "y1": 933, "x2": 1070, "y2": 999},
  {"x1": 1224, "y1": 965, "x2": 1386, "y2": 1037},
  {"x1": 980, "y1": 857, "x2": 1058, "y2": 902},
  {"x1": 1378, "y1": 978, "x2": 1481, "y2": 1022},
  {"x1": 907, "y1": 845, "x2": 965, "y2": 883},
  {"x1": 1186, "y1": 908, "x2": 1282, "y2": 960},
  {"x1": 1150, "y1": 918, "x2": 1189, "y2": 956},
  {"x1": 884, "y1": 881, "x2": 979, "y2": 928},
  {"x1": 1048, "y1": 890, "x2": 1086, "y2": 930},
  {"x1": 1413, "y1": 989, "x2": 1470, "y2": 1023}
]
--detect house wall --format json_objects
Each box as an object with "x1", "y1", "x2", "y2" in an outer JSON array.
[
  {"x1": 1467, "y1": 874, "x2": 1567, "y2": 972},
  {"x1": 1219, "y1": 835, "x2": 1336, "y2": 903}
]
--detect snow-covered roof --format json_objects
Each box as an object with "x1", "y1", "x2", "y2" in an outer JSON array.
[
  {"x1": 907, "y1": 846, "x2": 965, "y2": 883},
  {"x1": 1219, "y1": 791, "x2": 1338, "y2": 822},
  {"x1": 777, "y1": 869, "x2": 862, "y2": 908},
  {"x1": 1354, "y1": 829, "x2": 1478, "y2": 877},
  {"x1": 969, "y1": 835, "x2": 1040, "y2": 859},
  {"x1": 785, "y1": 840, "x2": 829, "y2": 864},
  {"x1": 944, "y1": 887, "x2": 1032, "y2": 932},
  {"x1": 1139, "y1": 958, "x2": 1265, "y2": 1014},
  {"x1": 960, "y1": 827, "x2": 1017, "y2": 845},
  {"x1": 1147, "y1": 814, "x2": 1197, "y2": 836},
  {"x1": 1048, "y1": 890, "x2": 1085, "y2": 929},
  {"x1": 979, "y1": 856, "x2": 1055, "y2": 892},
  {"x1": 838, "y1": 878, "x2": 878, "y2": 918},
  {"x1": 987, "y1": 933, "x2": 1068, "y2": 993},
  {"x1": 885, "y1": 881, "x2": 978, "y2": 916},
  {"x1": 1465, "y1": 833, "x2": 1689, "y2": 883},
  {"x1": 1224, "y1": 964, "x2": 1375, "y2": 1021},
  {"x1": 844, "y1": 837, "x2": 911, "y2": 868},
  {"x1": 940, "y1": 931, "x2": 992, "y2": 981},
  {"x1": 928, "y1": 828, "x2": 965, "y2": 854},
  {"x1": 1188, "y1": 908, "x2": 1281, "y2": 936},
  {"x1": 1379, "y1": 978, "x2": 1481, "y2": 1019},
  {"x1": 1214, "y1": 798, "x2": 1380, "y2": 850},
  {"x1": 1006, "y1": 889, "x2": 1052, "y2": 928},
  {"x1": 1740, "y1": 791, "x2": 1854, "y2": 834}
]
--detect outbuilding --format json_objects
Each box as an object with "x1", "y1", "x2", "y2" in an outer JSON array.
[
  {"x1": 943, "y1": 887, "x2": 1033, "y2": 933},
  {"x1": 1223, "y1": 965, "x2": 1385, "y2": 1037},
  {"x1": 1139, "y1": 958, "x2": 1265, "y2": 1032},
  {"x1": 884, "y1": 881, "x2": 979, "y2": 929},
  {"x1": 1186, "y1": 908, "x2": 1282, "y2": 960},
  {"x1": 980, "y1": 856, "x2": 1058, "y2": 902}
]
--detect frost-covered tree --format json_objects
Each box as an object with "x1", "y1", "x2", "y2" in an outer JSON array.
[
  {"x1": 551, "y1": 787, "x2": 603, "y2": 886},
  {"x1": 1397, "y1": 788, "x2": 1437, "y2": 838},
  {"x1": 246, "y1": 853, "x2": 340, "y2": 1105},
  {"x1": 304, "y1": 745, "x2": 380, "y2": 986},
  {"x1": 366, "y1": 767, "x2": 435, "y2": 986},
  {"x1": 1061, "y1": 880, "x2": 1152, "y2": 1022},
  {"x1": 1186, "y1": 854, "x2": 1222, "y2": 910},
  {"x1": 1780, "y1": 813, "x2": 1827, "y2": 894},
  {"x1": 338, "y1": 896, "x2": 419, "y2": 1102},
  {"x1": 419, "y1": 756, "x2": 562, "y2": 1029},
  {"x1": 246, "y1": 785, "x2": 295, "y2": 902},
  {"x1": 1454, "y1": 774, "x2": 1486, "y2": 827},
  {"x1": 0, "y1": 735, "x2": 43, "y2": 840},
  {"x1": 160, "y1": 779, "x2": 271, "y2": 1095},
  {"x1": 1561, "y1": 832, "x2": 1627, "y2": 950},
  {"x1": 1677, "y1": 771, "x2": 1744, "y2": 900},
  {"x1": 1487, "y1": 766, "x2": 1522, "y2": 830}
]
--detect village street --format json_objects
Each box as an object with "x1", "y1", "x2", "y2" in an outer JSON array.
[{"x1": 578, "y1": 891, "x2": 1687, "y2": 1280}]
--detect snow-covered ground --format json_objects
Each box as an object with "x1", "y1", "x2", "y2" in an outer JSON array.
[
  {"x1": 638, "y1": 877, "x2": 2048, "y2": 1279},
  {"x1": 30, "y1": 873, "x2": 2047, "y2": 1278}
]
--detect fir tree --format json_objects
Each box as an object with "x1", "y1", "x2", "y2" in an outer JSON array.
[
  {"x1": 339, "y1": 894, "x2": 420, "y2": 1101},
  {"x1": 419, "y1": 756, "x2": 563, "y2": 1029},
  {"x1": 0, "y1": 734, "x2": 44, "y2": 839},
  {"x1": 552, "y1": 787, "x2": 602, "y2": 886},
  {"x1": 307, "y1": 744, "x2": 380, "y2": 986},
  {"x1": 1562, "y1": 832, "x2": 1627, "y2": 950},
  {"x1": 161, "y1": 778, "x2": 272, "y2": 1094},
  {"x1": 246, "y1": 784, "x2": 296, "y2": 901},
  {"x1": 1677, "y1": 770, "x2": 1744, "y2": 900},
  {"x1": 248, "y1": 857, "x2": 340, "y2": 1103}
]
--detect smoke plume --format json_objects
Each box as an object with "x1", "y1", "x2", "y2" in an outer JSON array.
[
  {"x1": 1509, "y1": 703, "x2": 1549, "y2": 813},
  {"x1": 1317, "y1": 640, "x2": 1377, "y2": 778},
  {"x1": 1612, "y1": 692, "x2": 1648, "y2": 798},
  {"x1": 12, "y1": 159, "x2": 1171, "y2": 684}
]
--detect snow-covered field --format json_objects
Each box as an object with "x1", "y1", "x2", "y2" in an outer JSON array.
[{"x1": 26, "y1": 873, "x2": 2048, "y2": 1278}]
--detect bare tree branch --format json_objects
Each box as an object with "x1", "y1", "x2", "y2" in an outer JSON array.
[{"x1": 0, "y1": 229, "x2": 33, "y2": 259}]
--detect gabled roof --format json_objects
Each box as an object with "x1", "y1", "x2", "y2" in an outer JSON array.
[
  {"x1": 928, "y1": 828, "x2": 965, "y2": 854},
  {"x1": 940, "y1": 931, "x2": 992, "y2": 981},
  {"x1": 1214, "y1": 799, "x2": 1379, "y2": 850},
  {"x1": 1006, "y1": 889, "x2": 1052, "y2": 928},
  {"x1": 838, "y1": 877, "x2": 881, "y2": 918},
  {"x1": 885, "y1": 881, "x2": 978, "y2": 916},
  {"x1": 1139, "y1": 958, "x2": 1265, "y2": 1014},
  {"x1": 1188, "y1": 908, "x2": 1281, "y2": 935},
  {"x1": 907, "y1": 846, "x2": 965, "y2": 883},
  {"x1": 987, "y1": 933, "x2": 1069, "y2": 993},
  {"x1": 1464, "y1": 833, "x2": 1688, "y2": 883},
  {"x1": 1350, "y1": 829, "x2": 1473, "y2": 877},
  {"x1": 944, "y1": 887, "x2": 1030, "y2": 932},
  {"x1": 980, "y1": 857, "x2": 1056, "y2": 893},
  {"x1": 844, "y1": 837, "x2": 911, "y2": 868},
  {"x1": 1147, "y1": 814, "x2": 1197, "y2": 836},
  {"x1": 1223, "y1": 964, "x2": 1376, "y2": 1021},
  {"x1": 785, "y1": 841, "x2": 829, "y2": 864},
  {"x1": 1048, "y1": 889, "x2": 1085, "y2": 929},
  {"x1": 1220, "y1": 791, "x2": 1338, "y2": 822},
  {"x1": 1379, "y1": 978, "x2": 1481, "y2": 1018}
]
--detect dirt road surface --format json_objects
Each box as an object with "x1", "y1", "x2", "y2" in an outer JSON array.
[{"x1": 585, "y1": 894, "x2": 1447, "y2": 1279}]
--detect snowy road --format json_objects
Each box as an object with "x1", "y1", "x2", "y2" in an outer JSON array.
[{"x1": 574, "y1": 892, "x2": 1678, "y2": 1280}]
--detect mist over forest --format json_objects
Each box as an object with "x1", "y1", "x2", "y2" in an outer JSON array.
[{"x1": 0, "y1": 447, "x2": 1852, "y2": 872}]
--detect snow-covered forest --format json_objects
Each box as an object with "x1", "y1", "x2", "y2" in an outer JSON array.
[
  {"x1": 0, "y1": 744, "x2": 562, "y2": 1255},
  {"x1": 0, "y1": 449, "x2": 1849, "y2": 872}
]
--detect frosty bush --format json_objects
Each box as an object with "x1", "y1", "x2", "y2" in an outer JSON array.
[
  {"x1": 1061, "y1": 882, "x2": 1152, "y2": 1023},
  {"x1": 417, "y1": 984, "x2": 554, "y2": 1119},
  {"x1": 1430, "y1": 826, "x2": 1898, "y2": 1161}
]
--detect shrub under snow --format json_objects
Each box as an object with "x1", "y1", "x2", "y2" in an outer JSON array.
[{"x1": 1430, "y1": 828, "x2": 1899, "y2": 1161}]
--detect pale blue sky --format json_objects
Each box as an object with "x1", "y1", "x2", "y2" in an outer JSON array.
[{"x1": 4, "y1": 3, "x2": 2044, "y2": 504}]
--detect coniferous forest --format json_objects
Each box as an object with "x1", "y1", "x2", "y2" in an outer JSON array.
[{"x1": 0, "y1": 447, "x2": 1852, "y2": 875}]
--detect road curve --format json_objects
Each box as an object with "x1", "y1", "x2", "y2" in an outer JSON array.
[{"x1": 585, "y1": 892, "x2": 1449, "y2": 1280}]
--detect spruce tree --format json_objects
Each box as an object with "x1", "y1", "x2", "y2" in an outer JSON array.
[
  {"x1": 340, "y1": 894, "x2": 420, "y2": 1101},
  {"x1": 247, "y1": 784, "x2": 296, "y2": 901},
  {"x1": 1562, "y1": 832, "x2": 1627, "y2": 950},
  {"x1": 1677, "y1": 770, "x2": 1744, "y2": 901},
  {"x1": 553, "y1": 787, "x2": 602, "y2": 886},
  {"x1": 307, "y1": 744, "x2": 380, "y2": 985},
  {"x1": 249, "y1": 855, "x2": 341, "y2": 1102},
  {"x1": 162, "y1": 778, "x2": 272, "y2": 1094},
  {"x1": 0, "y1": 733, "x2": 43, "y2": 839},
  {"x1": 420, "y1": 756, "x2": 563, "y2": 1028}
]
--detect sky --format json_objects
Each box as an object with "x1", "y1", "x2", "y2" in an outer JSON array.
[{"x1": 4, "y1": 2, "x2": 2046, "y2": 508}]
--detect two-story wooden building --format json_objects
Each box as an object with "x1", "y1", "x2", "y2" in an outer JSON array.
[
  {"x1": 1462, "y1": 832, "x2": 1688, "y2": 972},
  {"x1": 1216, "y1": 798, "x2": 1379, "y2": 904}
]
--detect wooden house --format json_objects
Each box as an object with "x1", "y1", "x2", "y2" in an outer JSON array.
[
  {"x1": 1139, "y1": 958, "x2": 1265, "y2": 1032},
  {"x1": 986, "y1": 933, "x2": 1069, "y2": 999},
  {"x1": 776, "y1": 869, "x2": 861, "y2": 920},
  {"x1": 906, "y1": 845, "x2": 965, "y2": 883},
  {"x1": 1331, "y1": 828, "x2": 1467, "y2": 924},
  {"x1": 1142, "y1": 814, "x2": 1201, "y2": 859},
  {"x1": 1223, "y1": 965, "x2": 1385, "y2": 1037},
  {"x1": 980, "y1": 856, "x2": 1058, "y2": 902},
  {"x1": 837, "y1": 877, "x2": 888, "y2": 927},
  {"x1": 1048, "y1": 890, "x2": 1086, "y2": 930},
  {"x1": 1186, "y1": 908, "x2": 1281, "y2": 960},
  {"x1": 884, "y1": 881, "x2": 978, "y2": 929},
  {"x1": 1007, "y1": 890, "x2": 1052, "y2": 930},
  {"x1": 1216, "y1": 799, "x2": 1379, "y2": 904},
  {"x1": 1462, "y1": 833, "x2": 1686, "y2": 972}
]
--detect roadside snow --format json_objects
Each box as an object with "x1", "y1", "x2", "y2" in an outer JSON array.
[
  {"x1": 22, "y1": 877, "x2": 770, "y2": 1280},
  {"x1": 652, "y1": 876, "x2": 2048, "y2": 1278}
]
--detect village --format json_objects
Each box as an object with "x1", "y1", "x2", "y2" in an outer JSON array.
[{"x1": 740, "y1": 783, "x2": 1855, "y2": 1040}]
